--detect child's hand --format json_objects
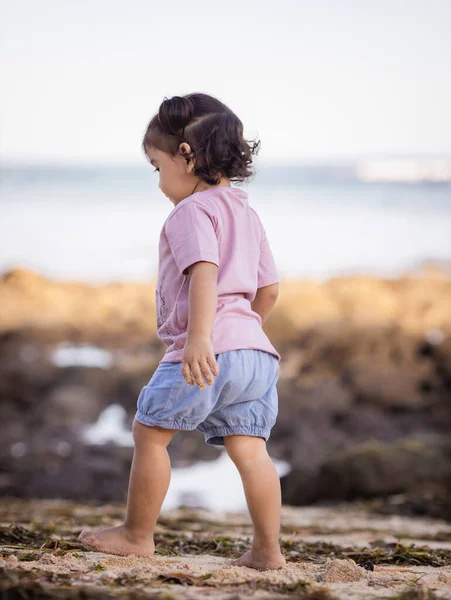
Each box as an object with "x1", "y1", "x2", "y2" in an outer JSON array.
[{"x1": 182, "y1": 334, "x2": 219, "y2": 389}]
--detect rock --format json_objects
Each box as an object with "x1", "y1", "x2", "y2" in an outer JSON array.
[
  {"x1": 319, "y1": 435, "x2": 450, "y2": 500},
  {"x1": 0, "y1": 267, "x2": 158, "y2": 345},
  {"x1": 349, "y1": 361, "x2": 427, "y2": 408},
  {"x1": 1, "y1": 267, "x2": 451, "y2": 506},
  {"x1": 326, "y1": 276, "x2": 399, "y2": 324},
  {"x1": 46, "y1": 385, "x2": 101, "y2": 428}
]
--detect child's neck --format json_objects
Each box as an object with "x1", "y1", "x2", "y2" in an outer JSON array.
[{"x1": 192, "y1": 177, "x2": 231, "y2": 194}]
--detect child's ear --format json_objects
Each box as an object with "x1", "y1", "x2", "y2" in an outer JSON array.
[
  {"x1": 179, "y1": 142, "x2": 195, "y2": 173},
  {"x1": 179, "y1": 142, "x2": 191, "y2": 157}
]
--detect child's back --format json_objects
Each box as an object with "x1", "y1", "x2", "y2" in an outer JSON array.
[{"x1": 157, "y1": 185, "x2": 280, "y2": 363}]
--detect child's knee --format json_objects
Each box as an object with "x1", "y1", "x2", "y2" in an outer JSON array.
[
  {"x1": 132, "y1": 419, "x2": 178, "y2": 448},
  {"x1": 224, "y1": 435, "x2": 267, "y2": 466}
]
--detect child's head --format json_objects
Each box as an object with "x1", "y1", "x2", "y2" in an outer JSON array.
[{"x1": 142, "y1": 93, "x2": 260, "y2": 203}]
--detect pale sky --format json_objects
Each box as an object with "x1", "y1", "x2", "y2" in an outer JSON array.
[{"x1": 0, "y1": 0, "x2": 450, "y2": 165}]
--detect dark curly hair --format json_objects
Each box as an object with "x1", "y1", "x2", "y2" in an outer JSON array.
[{"x1": 141, "y1": 93, "x2": 261, "y2": 186}]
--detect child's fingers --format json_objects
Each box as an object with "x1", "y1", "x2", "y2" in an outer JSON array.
[
  {"x1": 182, "y1": 356, "x2": 218, "y2": 388},
  {"x1": 207, "y1": 355, "x2": 219, "y2": 376},
  {"x1": 182, "y1": 361, "x2": 194, "y2": 386},
  {"x1": 190, "y1": 361, "x2": 207, "y2": 389},
  {"x1": 199, "y1": 358, "x2": 215, "y2": 386}
]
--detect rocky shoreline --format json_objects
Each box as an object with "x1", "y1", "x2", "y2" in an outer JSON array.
[{"x1": 0, "y1": 267, "x2": 450, "y2": 517}]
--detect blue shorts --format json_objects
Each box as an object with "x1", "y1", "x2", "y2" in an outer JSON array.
[{"x1": 134, "y1": 349, "x2": 279, "y2": 446}]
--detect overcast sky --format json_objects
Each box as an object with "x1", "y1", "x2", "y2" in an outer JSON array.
[{"x1": 0, "y1": 0, "x2": 450, "y2": 165}]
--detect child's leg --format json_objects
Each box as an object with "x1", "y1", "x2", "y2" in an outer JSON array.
[
  {"x1": 79, "y1": 420, "x2": 177, "y2": 557},
  {"x1": 224, "y1": 435, "x2": 286, "y2": 570}
]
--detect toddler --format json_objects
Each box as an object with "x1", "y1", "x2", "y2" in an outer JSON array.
[{"x1": 79, "y1": 93, "x2": 285, "y2": 571}]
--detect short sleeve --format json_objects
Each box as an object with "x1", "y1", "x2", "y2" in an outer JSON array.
[
  {"x1": 165, "y1": 202, "x2": 219, "y2": 276},
  {"x1": 258, "y1": 234, "x2": 279, "y2": 288}
]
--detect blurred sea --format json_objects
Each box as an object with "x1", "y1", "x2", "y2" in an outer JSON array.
[{"x1": 1, "y1": 164, "x2": 450, "y2": 283}]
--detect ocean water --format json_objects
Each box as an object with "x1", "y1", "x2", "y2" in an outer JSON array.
[{"x1": 0, "y1": 165, "x2": 450, "y2": 283}]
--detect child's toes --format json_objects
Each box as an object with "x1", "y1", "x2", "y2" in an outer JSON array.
[{"x1": 79, "y1": 530, "x2": 96, "y2": 546}]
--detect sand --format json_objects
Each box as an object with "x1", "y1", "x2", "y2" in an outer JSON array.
[{"x1": 1, "y1": 499, "x2": 451, "y2": 599}]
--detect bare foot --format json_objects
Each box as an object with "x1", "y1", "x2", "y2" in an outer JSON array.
[
  {"x1": 78, "y1": 524, "x2": 155, "y2": 558},
  {"x1": 231, "y1": 548, "x2": 286, "y2": 571}
]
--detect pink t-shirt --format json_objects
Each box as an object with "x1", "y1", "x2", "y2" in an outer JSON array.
[{"x1": 156, "y1": 185, "x2": 281, "y2": 363}]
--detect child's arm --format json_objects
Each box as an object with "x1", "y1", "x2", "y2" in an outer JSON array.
[
  {"x1": 164, "y1": 202, "x2": 221, "y2": 389},
  {"x1": 182, "y1": 261, "x2": 219, "y2": 388},
  {"x1": 253, "y1": 230, "x2": 280, "y2": 325},
  {"x1": 251, "y1": 282, "x2": 279, "y2": 325}
]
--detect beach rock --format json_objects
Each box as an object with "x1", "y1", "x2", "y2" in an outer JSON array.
[
  {"x1": 0, "y1": 267, "x2": 159, "y2": 345},
  {"x1": 436, "y1": 337, "x2": 451, "y2": 380},
  {"x1": 326, "y1": 276, "x2": 400, "y2": 324},
  {"x1": 282, "y1": 434, "x2": 451, "y2": 504},
  {"x1": 1, "y1": 267, "x2": 451, "y2": 506},
  {"x1": 348, "y1": 361, "x2": 428, "y2": 408},
  {"x1": 0, "y1": 327, "x2": 220, "y2": 499}
]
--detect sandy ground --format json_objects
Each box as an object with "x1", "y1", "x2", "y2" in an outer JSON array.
[{"x1": 1, "y1": 499, "x2": 451, "y2": 599}]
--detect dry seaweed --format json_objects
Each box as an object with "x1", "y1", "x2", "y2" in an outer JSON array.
[
  {"x1": 390, "y1": 590, "x2": 442, "y2": 600},
  {"x1": 154, "y1": 533, "x2": 451, "y2": 567},
  {"x1": 339, "y1": 540, "x2": 451, "y2": 567},
  {"x1": 280, "y1": 538, "x2": 451, "y2": 567},
  {"x1": 153, "y1": 572, "x2": 333, "y2": 599},
  {"x1": 2, "y1": 522, "x2": 450, "y2": 568},
  {"x1": 0, "y1": 524, "x2": 49, "y2": 546},
  {"x1": 0, "y1": 523, "x2": 84, "y2": 553},
  {"x1": 1, "y1": 499, "x2": 450, "y2": 599},
  {"x1": 154, "y1": 532, "x2": 249, "y2": 558},
  {"x1": 157, "y1": 571, "x2": 215, "y2": 586},
  {"x1": 0, "y1": 568, "x2": 176, "y2": 600}
]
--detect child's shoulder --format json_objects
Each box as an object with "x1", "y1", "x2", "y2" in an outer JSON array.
[
  {"x1": 165, "y1": 187, "x2": 236, "y2": 225},
  {"x1": 164, "y1": 196, "x2": 214, "y2": 229},
  {"x1": 165, "y1": 187, "x2": 260, "y2": 230}
]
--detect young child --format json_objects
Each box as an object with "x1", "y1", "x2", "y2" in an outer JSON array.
[{"x1": 79, "y1": 93, "x2": 285, "y2": 571}]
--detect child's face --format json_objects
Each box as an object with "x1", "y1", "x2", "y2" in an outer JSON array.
[{"x1": 146, "y1": 145, "x2": 195, "y2": 205}]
